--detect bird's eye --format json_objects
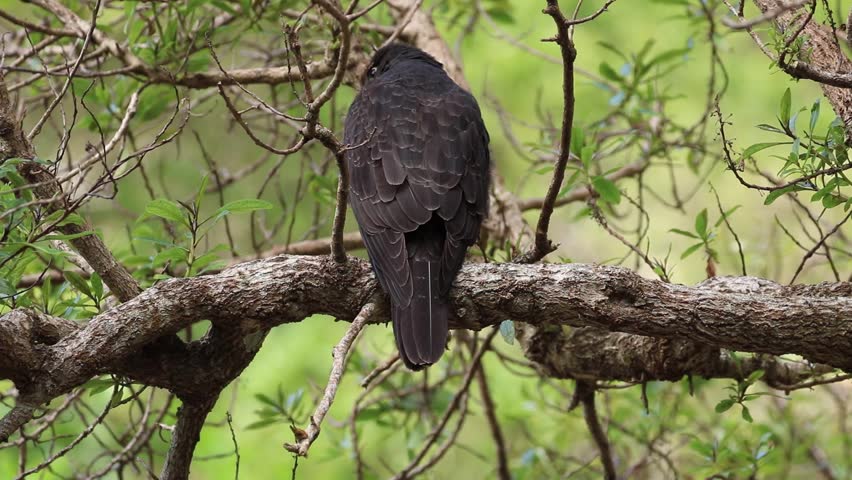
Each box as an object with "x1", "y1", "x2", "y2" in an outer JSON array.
[{"x1": 368, "y1": 66, "x2": 378, "y2": 77}]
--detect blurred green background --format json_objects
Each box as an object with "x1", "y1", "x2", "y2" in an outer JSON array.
[{"x1": 1, "y1": 0, "x2": 851, "y2": 478}]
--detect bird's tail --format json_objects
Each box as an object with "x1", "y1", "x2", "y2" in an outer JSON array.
[{"x1": 392, "y1": 257, "x2": 449, "y2": 371}]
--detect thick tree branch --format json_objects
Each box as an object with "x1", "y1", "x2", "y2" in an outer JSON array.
[
  {"x1": 0, "y1": 255, "x2": 850, "y2": 420},
  {"x1": 0, "y1": 74, "x2": 142, "y2": 302},
  {"x1": 749, "y1": 0, "x2": 852, "y2": 138},
  {"x1": 16, "y1": 164, "x2": 142, "y2": 301},
  {"x1": 161, "y1": 399, "x2": 217, "y2": 480},
  {"x1": 517, "y1": 325, "x2": 835, "y2": 386}
]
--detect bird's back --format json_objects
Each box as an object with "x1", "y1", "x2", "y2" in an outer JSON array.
[{"x1": 344, "y1": 44, "x2": 490, "y2": 369}]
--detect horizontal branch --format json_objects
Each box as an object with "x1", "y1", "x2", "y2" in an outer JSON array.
[
  {"x1": 518, "y1": 325, "x2": 835, "y2": 386},
  {"x1": 1, "y1": 256, "x2": 850, "y2": 413},
  {"x1": 153, "y1": 62, "x2": 340, "y2": 89},
  {"x1": 519, "y1": 160, "x2": 648, "y2": 211}
]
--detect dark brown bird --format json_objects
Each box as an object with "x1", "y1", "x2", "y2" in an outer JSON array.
[{"x1": 344, "y1": 44, "x2": 490, "y2": 370}]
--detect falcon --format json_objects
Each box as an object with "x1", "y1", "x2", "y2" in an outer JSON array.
[{"x1": 344, "y1": 44, "x2": 490, "y2": 370}]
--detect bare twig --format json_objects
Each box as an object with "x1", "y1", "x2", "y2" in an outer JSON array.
[
  {"x1": 476, "y1": 365, "x2": 511, "y2": 480},
  {"x1": 381, "y1": 0, "x2": 423, "y2": 47},
  {"x1": 577, "y1": 381, "x2": 616, "y2": 480},
  {"x1": 391, "y1": 330, "x2": 498, "y2": 479},
  {"x1": 723, "y1": 0, "x2": 811, "y2": 29},
  {"x1": 517, "y1": 0, "x2": 576, "y2": 263},
  {"x1": 284, "y1": 302, "x2": 376, "y2": 456},
  {"x1": 790, "y1": 210, "x2": 852, "y2": 283},
  {"x1": 711, "y1": 186, "x2": 747, "y2": 276}
]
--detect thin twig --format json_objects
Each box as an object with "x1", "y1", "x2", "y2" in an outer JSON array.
[
  {"x1": 476, "y1": 365, "x2": 511, "y2": 480},
  {"x1": 790, "y1": 210, "x2": 852, "y2": 283},
  {"x1": 723, "y1": 0, "x2": 811, "y2": 29},
  {"x1": 391, "y1": 329, "x2": 498, "y2": 479},
  {"x1": 284, "y1": 302, "x2": 376, "y2": 456},
  {"x1": 517, "y1": 0, "x2": 576, "y2": 263},
  {"x1": 711, "y1": 185, "x2": 747, "y2": 276},
  {"x1": 578, "y1": 381, "x2": 617, "y2": 480}
]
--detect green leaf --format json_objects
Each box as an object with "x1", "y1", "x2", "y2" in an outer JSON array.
[
  {"x1": 57, "y1": 213, "x2": 85, "y2": 227},
  {"x1": 41, "y1": 231, "x2": 95, "y2": 242},
  {"x1": 557, "y1": 168, "x2": 583, "y2": 197},
  {"x1": 109, "y1": 387, "x2": 124, "y2": 408},
  {"x1": 211, "y1": 0, "x2": 238, "y2": 14},
  {"x1": 647, "y1": 47, "x2": 690, "y2": 69},
  {"x1": 756, "y1": 123, "x2": 785, "y2": 134},
  {"x1": 822, "y1": 194, "x2": 844, "y2": 209},
  {"x1": 486, "y1": 7, "x2": 514, "y2": 24},
  {"x1": 694, "y1": 209, "x2": 708, "y2": 238},
  {"x1": 255, "y1": 393, "x2": 280, "y2": 410},
  {"x1": 499, "y1": 320, "x2": 515, "y2": 345},
  {"x1": 195, "y1": 174, "x2": 210, "y2": 213},
  {"x1": 357, "y1": 407, "x2": 386, "y2": 422},
  {"x1": 741, "y1": 405, "x2": 753, "y2": 423},
  {"x1": 597, "y1": 42, "x2": 628, "y2": 61},
  {"x1": 742, "y1": 142, "x2": 788, "y2": 159},
  {"x1": 746, "y1": 369, "x2": 765, "y2": 385},
  {"x1": 580, "y1": 145, "x2": 596, "y2": 168},
  {"x1": 0, "y1": 278, "x2": 15, "y2": 297},
  {"x1": 245, "y1": 418, "x2": 279, "y2": 430},
  {"x1": 153, "y1": 246, "x2": 188, "y2": 265},
  {"x1": 215, "y1": 199, "x2": 274, "y2": 216},
  {"x1": 779, "y1": 88, "x2": 791, "y2": 127},
  {"x1": 681, "y1": 242, "x2": 704, "y2": 260},
  {"x1": 669, "y1": 228, "x2": 698, "y2": 239},
  {"x1": 82, "y1": 378, "x2": 115, "y2": 395},
  {"x1": 598, "y1": 62, "x2": 621, "y2": 82},
  {"x1": 90, "y1": 273, "x2": 104, "y2": 300},
  {"x1": 42, "y1": 209, "x2": 69, "y2": 226},
  {"x1": 591, "y1": 176, "x2": 621, "y2": 205},
  {"x1": 190, "y1": 251, "x2": 222, "y2": 275},
  {"x1": 811, "y1": 178, "x2": 838, "y2": 202},
  {"x1": 715, "y1": 398, "x2": 735, "y2": 413},
  {"x1": 764, "y1": 184, "x2": 806, "y2": 205},
  {"x1": 714, "y1": 205, "x2": 741, "y2": 227},
  {"x1": 809, "y1": 99, "x2": 820, "y2": 132},
  {"x1": 570, "y1": 126, "x2": 585, "y2": 157},
  {"x1": 145, "y1": 199, "x2": 186, "y2": 225},
  {"x1": 64, "y1": 271, "x2": 92, "y2": 298}
]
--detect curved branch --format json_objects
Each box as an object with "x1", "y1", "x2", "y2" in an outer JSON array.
[
  {"x1": 161, "y1": 399, "x2": 217, "y2": 480},
  {"x1": 0, "y1": 255, "x2": 850, "y2": 412},
  {"x1": 284, "y1": 302, "x2": 375, "y2": 456},
  {"x1": 517, "y1": 0, "x2": 577, "y2": 263}
]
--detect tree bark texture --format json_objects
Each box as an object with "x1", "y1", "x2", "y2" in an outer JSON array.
[{"x1": 1, "y1": 255, "x2": 849, "y2": 408}]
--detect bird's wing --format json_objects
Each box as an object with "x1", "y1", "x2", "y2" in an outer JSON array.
[{"x1": 344, "y1": 79, "x2": 490, "y2": 304}]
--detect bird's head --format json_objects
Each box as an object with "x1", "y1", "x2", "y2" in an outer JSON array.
[{"x1": 362, "y1": 43, "x2": 443, "y2": 84}]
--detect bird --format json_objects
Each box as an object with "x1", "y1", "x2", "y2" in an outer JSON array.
[{"x1": 344, "y1": 44, "x2": 490, "y2": 370}]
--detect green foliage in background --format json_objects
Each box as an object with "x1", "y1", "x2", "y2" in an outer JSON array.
[{"x1": 1, "y1": 0, "x2": 851, "y2": 478}]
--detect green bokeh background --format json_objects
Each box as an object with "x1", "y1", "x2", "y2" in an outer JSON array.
[{"x1": 2, "y1": 0, "x2": 851, "y2": 478}]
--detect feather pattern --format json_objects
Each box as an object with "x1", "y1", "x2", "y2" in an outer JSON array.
[{"x1": 344, "y1": 44, "x2": 490, "y2": 370}]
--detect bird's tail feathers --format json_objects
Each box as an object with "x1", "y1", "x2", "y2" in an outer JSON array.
[{"x1": 392, "y1": 258, "x2": 448, "y2": 370}]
